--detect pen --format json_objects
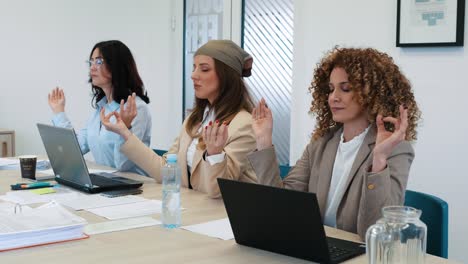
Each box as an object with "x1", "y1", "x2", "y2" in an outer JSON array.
[{"x1": 10, "y1": 182, "x2": 55, "y2": 190}]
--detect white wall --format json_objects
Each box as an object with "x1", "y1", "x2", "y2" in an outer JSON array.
[
  {"x1": 0, "y1": 0, "x2": 183, "y2": 156},
  {"x1": 291, "y1": 0, "x2": 468, "y2": 262}
]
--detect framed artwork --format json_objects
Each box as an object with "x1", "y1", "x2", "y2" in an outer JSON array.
[{"x1": 396, "y1": 0, "x2": 465, "y2": 47}]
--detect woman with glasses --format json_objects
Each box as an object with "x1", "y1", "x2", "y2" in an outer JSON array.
[
  {"x1": 100, "y1": 40, "x2": 257, "y2": 198},
  {"x1": 47, "y1": 40, "x2": 151, "y2": 175},
  {"x1": 249, "y1": 47, "x2": 421, "y2": 239}
]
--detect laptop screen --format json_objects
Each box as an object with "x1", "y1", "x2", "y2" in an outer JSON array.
[
  {"x1": 37, "y1": 123, "x2": 93, "y2": 188},
  {"x1": 218, "y1": 178, "x2": 331, "y2": 262}
]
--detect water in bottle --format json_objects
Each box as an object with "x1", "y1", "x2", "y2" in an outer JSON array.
[{"x1": 161, "y1": 153, "x2": 181, "y2": 228}]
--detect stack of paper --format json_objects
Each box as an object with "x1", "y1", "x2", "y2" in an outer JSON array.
[{"x1": 0, "y1": 201, "x2": 88, "y2": 251}]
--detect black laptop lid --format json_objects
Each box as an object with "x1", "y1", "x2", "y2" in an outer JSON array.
[{"x1": 218, "y1": 178, "x2": 331, "y2": 263}]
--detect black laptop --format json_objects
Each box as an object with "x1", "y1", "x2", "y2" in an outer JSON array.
[
  {"x1": 217, "y1": 178, "x2": 365, "y2": 264},
  {"x1": 37, "y1": 123, "x2": 143, "y2": 194}
]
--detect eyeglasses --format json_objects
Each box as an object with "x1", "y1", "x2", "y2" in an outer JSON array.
[{"x1": 86, "y1": 57, "x2": 105, "y2": 68}]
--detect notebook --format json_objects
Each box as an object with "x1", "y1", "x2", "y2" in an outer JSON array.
[
  {"x1": 217, "y1": 178, "x2": 366, "y2": 264},
  {"x1": 37, "y1": 123, "x2": 143, "y2": 194}
]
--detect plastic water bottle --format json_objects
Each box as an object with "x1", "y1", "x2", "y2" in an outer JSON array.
[{"x1": 161, "y1": 153, "x2": 181, "y2": 228}]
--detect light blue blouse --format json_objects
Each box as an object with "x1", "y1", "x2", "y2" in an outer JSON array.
[{"x1": 52, "y1": 96, "x2": 152, "y2": 176}]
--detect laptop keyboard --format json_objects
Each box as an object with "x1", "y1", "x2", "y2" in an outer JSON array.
[
  {"x1": 89, "y1": 174, "x2": 124, "y2": 187},
  {"x1": 326, "y1": 237, "x2": 366, "y2": 263},
  {"x1": 328, "y1": 244, "x2": 355, "y2": 262}
]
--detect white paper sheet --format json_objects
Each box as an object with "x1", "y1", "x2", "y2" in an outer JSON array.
[
  {"x1": 0, "y1": 159, "x2": 50, "y2": 170},
  {"x1": 56, "y1": 194, "x2": 147, "y2": 210},
  {"x1": 84, "y1": 216, "x2": 161, "y2": 235},
  {"x1": 0, "y1": 185, "x2": 75, "y2": 204},
  {"x1": 0, "y1": 188, "x2": 146, "y2": 210},
  {"x1": 0, "y1": 190, "x2": 79, "y2": 205},
  {"x1": 38, "y1": 168, "x2": 118, "y2": 177},
  {"x1": 182, "y1": 218, "x2": 234, "y2": 240},
  {"x1": 0, "y1": 158, "x2": 19, "y2": 167},
  {"x1": 87, "y1": 200, "x2": 163, "y2": 220}
]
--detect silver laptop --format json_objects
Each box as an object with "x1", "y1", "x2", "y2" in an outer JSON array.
[{"x1": 37, "y1": 123, "x2": 143, "y2": 193}]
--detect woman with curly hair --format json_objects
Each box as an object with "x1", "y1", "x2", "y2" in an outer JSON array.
[{"x1": 248, "y1": 47, "x2": 421, "y2": 239}]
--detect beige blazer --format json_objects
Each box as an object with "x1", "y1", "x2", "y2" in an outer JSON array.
[
  {"x1": 247, "y1": 126, "x2": 414, "y2": 240},
  {"x1": 121, "y1": 110, "x2": 257, "y2": 198}
]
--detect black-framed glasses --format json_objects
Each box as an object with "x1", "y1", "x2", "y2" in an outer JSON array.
[{"x1": 86, "y1": 57, "x2": 105, "y2": 68}]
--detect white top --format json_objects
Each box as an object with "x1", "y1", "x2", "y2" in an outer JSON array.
[
  {"x1": 323, "y1": 126, "x2": 370, "y2": 227},
  {"x1": 186, "y1": 107, "x2": 226, "y2": 169}
]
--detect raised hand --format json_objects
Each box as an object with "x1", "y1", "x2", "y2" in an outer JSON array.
[
  {"x1": 100, "y1": 108, "x2": 132, "y2": 141},
  {"x1": 48, "y1": 87, "x2": 66, "y2": 114},
  {"x1": 203, "y1": 120, "x2": 229, "y2": 156},
  {"x1": 372, "y1": 105, "x2": 408, "y2": 172},
  {"x1": 252, "y1": 98, "x2": 273, "y2": 150},
  {"x1": 119, "y1": 93, "x2": 137, "y2": 129}
]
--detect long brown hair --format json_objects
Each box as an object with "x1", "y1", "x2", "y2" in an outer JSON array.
[
  {"x1": 310, "y1": 47, "x2": 421, "y2": 140},
  {"x1": 185, "y1": 59, "x2": 254, "y2": 147}
]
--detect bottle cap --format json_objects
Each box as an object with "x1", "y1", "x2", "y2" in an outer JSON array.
[{"x1": 166, "y1": 153, "x2": 177, "y2": 163}]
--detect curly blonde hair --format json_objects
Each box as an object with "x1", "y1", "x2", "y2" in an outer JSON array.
[{"x1": 309, "y1": 47, "x2": 421, "y2": 140}]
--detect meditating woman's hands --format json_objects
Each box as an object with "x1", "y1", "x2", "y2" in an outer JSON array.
[
  {"x1": 203, "y1": 120, "x2": 229, "y2": 156},
  {"x1": 119, "y1": 93, "x2": 137, "y2": 129},
  {"x1": 100, "y1": 93, "x2": 138, "y2": 141},
  {"x1": 48, "y1": 87, "x2": 66, "y2": 114},
  {"x1": 252, "y1": 98, "x2": 273, "y2": 150},
  {"x1": 372, "y1": 105, "x2": 408, "y2": 172}
]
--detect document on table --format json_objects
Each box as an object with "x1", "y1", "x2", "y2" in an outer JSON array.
[
  {"x1": 58, "y1": 194, "x2": 147, "y2": 211},
  {"x1": 84, "y1": 216, "x2": 161, "y2": 235},
  {"x1": 0, "y1": 158, "x2": 19, "y2": 167},
  {"x1": 37, "y1": 168, "x2": 118, "y2": 177},
  {"x1": 0, "y1": 188, "x2": 146, "y2": 210},
  {"x1": 0, "y1": 190, "x2": 79, "y2": 205},
  {"x1": 0, "y1": 158, "x2": 50, "y2": 170},
  {"x1": 87, "y1": 200, "x2": 163, "y2": 220},
  {"x1": 182, "y1": 218, "x2": 234, "y2": 240},
  {"x1": 0, "y1": 201, "x2": 87, "y2": 251}
]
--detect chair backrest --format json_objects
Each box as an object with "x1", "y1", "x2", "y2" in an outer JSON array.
[
  {"x1": 153, "y1": 149, "x2": 168, "y2": 156},
  {"x1": 279, "y1": 164, "x2": 291, "y2": 179},
  {"x1": 404, "y1": 190, "x2": 449, "y2": 258}
]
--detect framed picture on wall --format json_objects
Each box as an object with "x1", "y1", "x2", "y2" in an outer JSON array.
[{"x1": 396, "y1": 0, "x2": 465, "y2": 47}]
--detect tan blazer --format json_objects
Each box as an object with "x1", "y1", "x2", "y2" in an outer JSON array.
[
  {"x1": 121, "y1": 110, "x2": 257, "y2": 198},
  {"x1": 247, "y1": 126, "x2": 414, "y2": 240}
]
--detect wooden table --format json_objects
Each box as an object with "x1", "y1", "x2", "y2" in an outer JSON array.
[{"x1": 0, "y1": 168, "x2": 458, "y2": 264}]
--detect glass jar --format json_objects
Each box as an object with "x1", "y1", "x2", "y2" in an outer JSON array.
[{"x1": 366, "y1": 206, "x2": 427, "y2": 264}]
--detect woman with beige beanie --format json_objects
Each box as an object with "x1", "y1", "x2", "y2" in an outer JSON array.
[{"x1": 101, "y1": 40, "x2": 257, "y2": 198}]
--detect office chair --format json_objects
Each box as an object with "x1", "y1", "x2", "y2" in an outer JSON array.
[
  {"x1": 153, "y1": 149, "x2": 168, "y2": 156},
  {"x1": 404, "y1": 190, "x2": 449, "y2": 258},
  {"x1": 279, "y1": 164, "x2": 291, "y2": 179}
]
